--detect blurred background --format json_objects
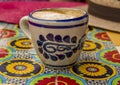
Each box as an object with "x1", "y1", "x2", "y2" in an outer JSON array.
[
  {"x1": 0, "y1": 0, "x2": 88, "y2": 2},
  {"x1": 50, "y1": 0, "x2": 88, "y2": 2}
]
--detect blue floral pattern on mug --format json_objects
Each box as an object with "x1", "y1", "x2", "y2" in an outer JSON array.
[{"x1": 37, "y1": 33, "x2": 86, "y2": 61}]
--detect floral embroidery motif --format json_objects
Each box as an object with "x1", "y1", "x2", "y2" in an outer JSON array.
[
  {"x1": 83, "y1": 40, "x2": 104, "y2": 51},
  {"x1": 97, "y1": 48, "x2": 120, "y2": 66},
  {"x1": 70, "y1": 61, "x2": 116, "y2": 80},
  {"x1": 0, "y1": 60, "x2": 44, "y2": 78},
  {"x1": 9, "y1": 38, "x2": 33, "y2": 49},
  {"x1": 0, "y1": 47, "x2": 15, "y2": 62},
  {"x1": 26, "y1": 73, "x2": 87, "y2": 85}
]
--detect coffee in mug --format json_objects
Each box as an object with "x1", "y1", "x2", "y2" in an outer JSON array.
[{"x1": 32, "y1": 8, "x2": 85, "y2": 20}]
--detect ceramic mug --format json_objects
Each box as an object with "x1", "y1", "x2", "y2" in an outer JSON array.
[{"x1": 20, "y1": 8, "x2": 88, "y2": 67}]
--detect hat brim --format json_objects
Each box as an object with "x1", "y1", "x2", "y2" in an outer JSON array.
[{"x1": 77, "y1": 5, "x2": 120, "y2": 32}]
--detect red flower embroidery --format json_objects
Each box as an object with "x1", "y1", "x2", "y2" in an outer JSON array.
[
  {"x1": 95, "y1": 32, "x2": 110, "y2": 41},
  {"x1": 35, "y1": 76, "x2": 79, "y2": 85},
  {"x1": 0, "y1": 48, "x2": 8, "y2": 58},
  {"x1": 0, "y1": 29, "x2": 16, "y2": 38},
  {"x1": 104, "y1": 50, "x2": 120, "y2": 63},
  {"x1": 117, "y1": 80, "x2": 120, "y2": 85}
]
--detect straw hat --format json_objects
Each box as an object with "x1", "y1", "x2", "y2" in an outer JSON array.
[{"x1": 79, "y1": 0, "x2": 120, "y2": 32}]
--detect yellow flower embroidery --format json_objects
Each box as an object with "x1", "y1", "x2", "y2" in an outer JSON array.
[
  {"x1": 79, "y1": 64, "x2": 107, "y2": 77},
  {"x1": 6, "y1": 62, "x2": 34, "y2": 74},
  {"x1": 83, "y1": 41, "x2": 96, "y2": 50},
  {"x1": 15, "y1": 40, "x2": 33, "y2": 48}
]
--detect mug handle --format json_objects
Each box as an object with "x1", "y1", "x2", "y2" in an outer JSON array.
[{"x1": 20, "y1": 16, "x2": 31, "y2": 39}]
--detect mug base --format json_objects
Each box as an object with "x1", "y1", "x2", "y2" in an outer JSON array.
[{"x1": 43, "y1": 61, "x2": 77, "y2": 70}]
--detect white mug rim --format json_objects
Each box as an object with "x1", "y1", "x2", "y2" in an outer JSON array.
[{"x1": 29, "y1": 8, "x2": 88, "y2": 22}]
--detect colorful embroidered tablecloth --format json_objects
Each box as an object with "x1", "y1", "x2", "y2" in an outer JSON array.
[{"x1": 0, "y1": 22, "x2": 120, "y2": 85}]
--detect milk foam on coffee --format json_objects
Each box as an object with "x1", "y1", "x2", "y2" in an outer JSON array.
[{"x1": 32, "y1": 8, "x2": 85, "y2": 20}]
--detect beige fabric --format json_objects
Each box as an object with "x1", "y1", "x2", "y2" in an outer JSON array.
[
  {"x1": 89, "y1": 14, "x2": 120, "y2": 32},
  {"x1": 90, "y1": 0, "x2": 120, "y2": 8},
  {"x1": 76, "y1": 5, "x2": 120, "y2": 32}
]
